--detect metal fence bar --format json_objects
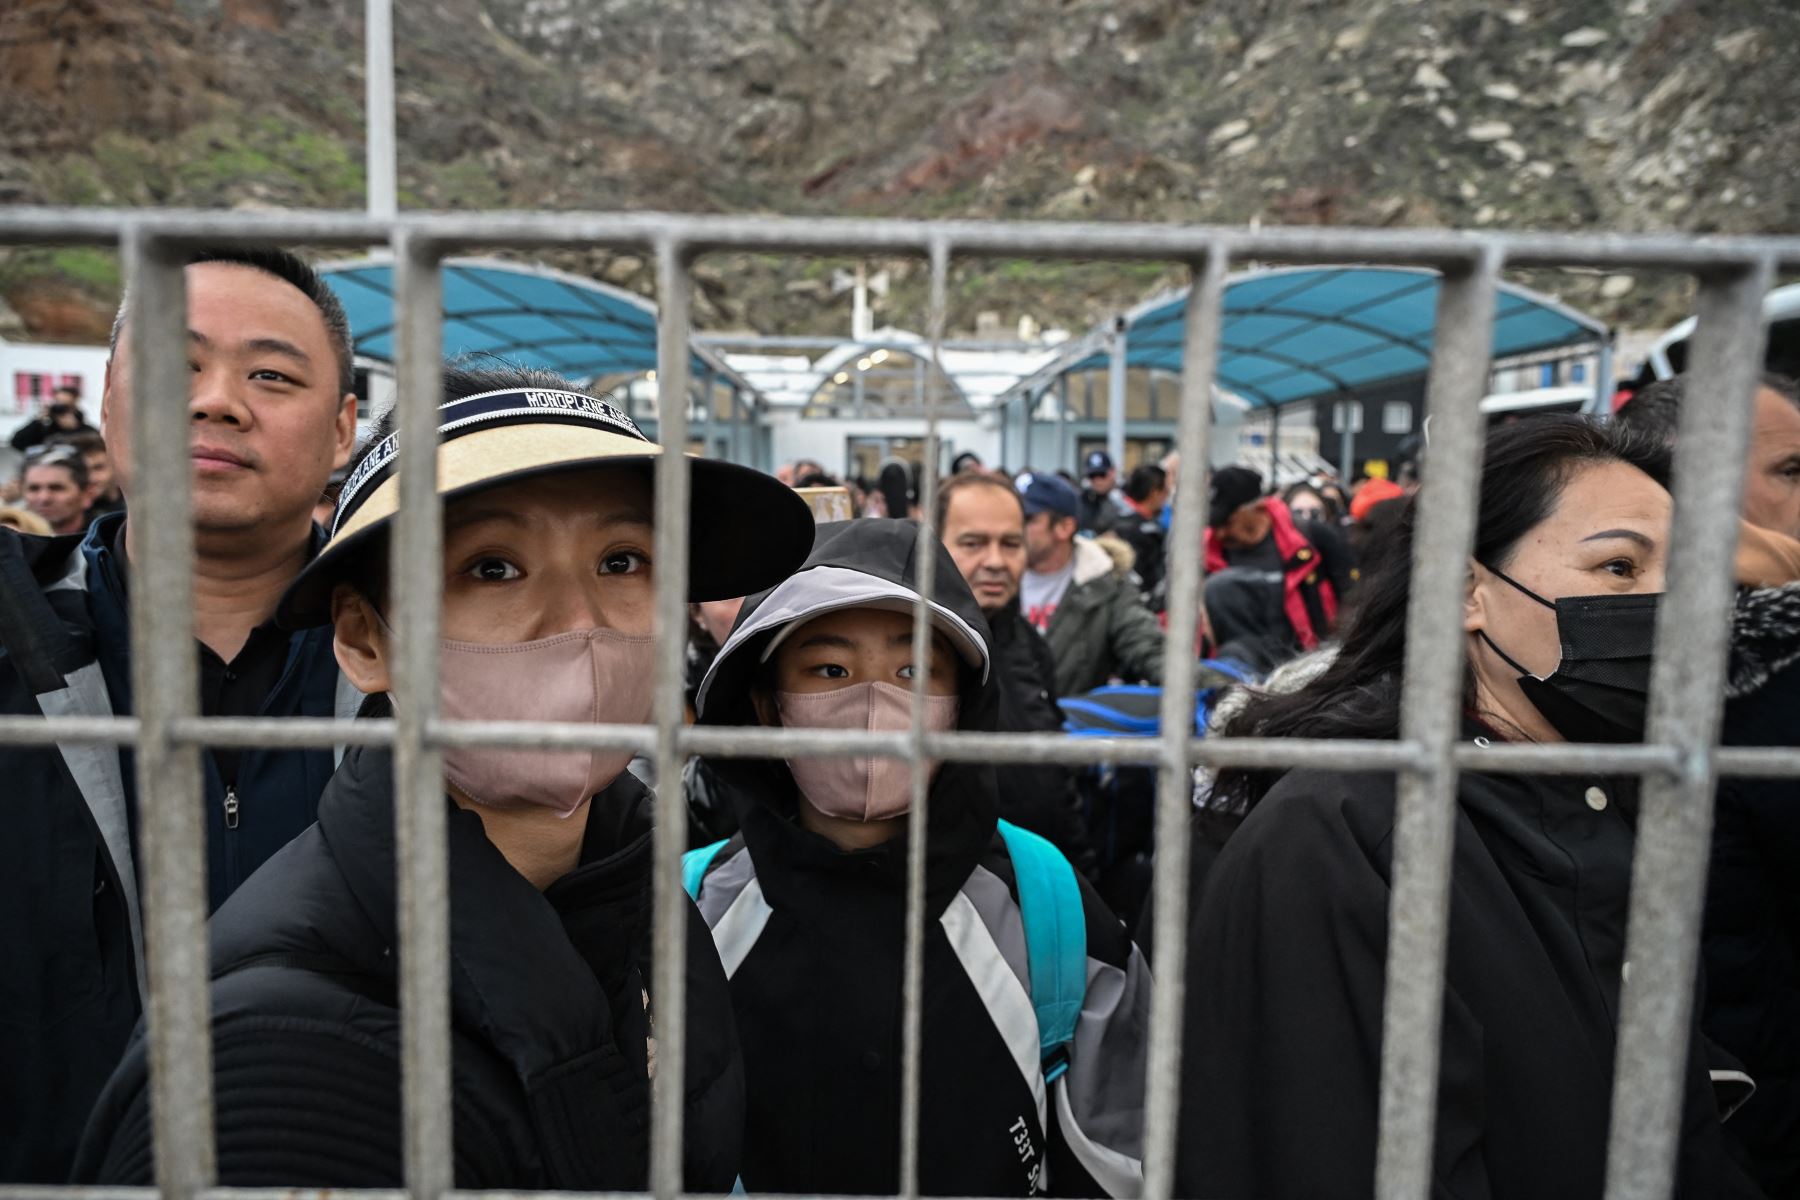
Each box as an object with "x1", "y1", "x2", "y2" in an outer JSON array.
[
  {"x1": 897, "y1": 235, "x2": 951, "y2": 1200},
  {"x1": 1374, "y1": 249, "x2": 1501, "y2": 1200},
  {"x1": 389, "y1": 233, "x2": 453, "y2": 1200},
  {"x1": 26, "y1": 715, "x2": 1800, "y2": 777},
  {"x1": 1140, "y1": 244, "x2": 1227, "y2": 1200},
  {"x1": 649, "y1": 236, "x2": 696, "y2": 1200},
  {"x1": 122, "y1": 231, "x2": 217, "y2": 1200},
  {"x1": 1603, "y1": 259, "x2": 1775, "y2": 1200},
  {"x1": 1, "y1": 207, "x2": 1790, "y2": 1200},
  {"x1": 7, "y1": 209, "x2": 1800, "y2": 272}
]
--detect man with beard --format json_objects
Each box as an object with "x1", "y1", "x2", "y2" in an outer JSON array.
[{"x1": 938, "y1": 472, "x2": 1094, "y2": 874}]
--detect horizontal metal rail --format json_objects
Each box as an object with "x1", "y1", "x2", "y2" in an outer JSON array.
[
  {"x1": 0, "y1": 206, "x2": 1777, "y2": 1200},
  {"x1": 10, "y1": 716, "x2": 1800, "y2": 778},
  {"x1": 2, "y1": 206, "x2": 1799, "y2": 270}
]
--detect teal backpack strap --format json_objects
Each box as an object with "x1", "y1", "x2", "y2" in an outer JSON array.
[
  {"x1": 996, "y1": 819, "x2": 1087, "y2": 1082},
  {"x1": 682, "y1": 839, "x2": 728, "y2": 900}
]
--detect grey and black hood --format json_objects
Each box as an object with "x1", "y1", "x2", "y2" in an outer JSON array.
[{"x1": 695, "y1": 519, "x2": 995, "y2": 732}]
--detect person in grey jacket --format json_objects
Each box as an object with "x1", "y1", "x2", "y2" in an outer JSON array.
[{"x1": 1016, "y1": 472, "x2": 1166, "y2": 696}]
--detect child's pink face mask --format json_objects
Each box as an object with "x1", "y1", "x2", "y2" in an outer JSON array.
[{"x1": 776, "y1": 682, "x2": 960, "y2": 821}]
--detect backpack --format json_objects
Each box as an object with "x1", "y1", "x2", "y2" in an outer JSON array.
[
  {"x1": 683, "y1": 818, "x2": 1086, "y2": 1083},
  {"x1": 1054, "y1": 661, "x2": 1257, "y2": 930}
]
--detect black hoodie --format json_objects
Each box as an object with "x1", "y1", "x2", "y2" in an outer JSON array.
[
  {"x1": 687, "y1": 520, "x2": 1152, "y2": 1197},
  {"x1": 72, "y1": 747, "x2": 744, "y2": 1189}
]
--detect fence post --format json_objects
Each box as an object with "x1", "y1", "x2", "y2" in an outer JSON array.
[{"x1": 1374, "y1": 251, "x2": 1500, "y2": 1200}]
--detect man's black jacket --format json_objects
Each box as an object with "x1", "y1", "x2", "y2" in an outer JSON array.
[
  {"x1": 986, "y1": 601, "x2": 1096, "y2": 877},
  {"x1": 72, "y1": 746, "x2": 745, "y2": 1189},
  {"x1": 0, "y1": 519, "x2": 339, "y2": 1182},
  {"x1": 1707, "y1": 581, "x2": 1800, "y2": 1196}
]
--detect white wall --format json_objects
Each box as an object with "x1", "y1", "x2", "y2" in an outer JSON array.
[
  {"x1": 1, "y1": 339, "x2": 110, "y2": 436},
  {"x1": 763, "y1": 411, "x2": 1001, "y2": 478}
]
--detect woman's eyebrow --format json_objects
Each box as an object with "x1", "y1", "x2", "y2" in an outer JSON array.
[{"x1": 1581, "y1": 528, "x2": 1656, "y2": 550}]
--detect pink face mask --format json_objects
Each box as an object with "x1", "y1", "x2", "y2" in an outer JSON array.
[
  {"x1": 776, "y1": 681, "x2": 961, "y2": 822},
  {"x1": 438, "y1": 628, "x2": 656, "y2": 817}
]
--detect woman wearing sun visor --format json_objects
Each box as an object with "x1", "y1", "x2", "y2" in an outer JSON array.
[{"x1": 72, "y1": 364, "x2": 816, "y2": 1189}]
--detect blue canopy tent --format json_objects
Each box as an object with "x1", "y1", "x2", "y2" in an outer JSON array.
[
  {"x1": 999, "y1": 265, "x2": 1611, "y2": 471},
  {"x1": 319, "y1": 257, "x2": 762, "y2": 462}
]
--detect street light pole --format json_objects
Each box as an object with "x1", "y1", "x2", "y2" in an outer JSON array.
[{"x1": 366, "y1": 0, "x2": 398, "y2": 218}]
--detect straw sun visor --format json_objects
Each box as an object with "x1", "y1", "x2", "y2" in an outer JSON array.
[{"x1": 277, "y1": 390, "x2": 815, "y2": 627}]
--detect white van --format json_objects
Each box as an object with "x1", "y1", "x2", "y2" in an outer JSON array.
[{"x1": 1627, "y1": 283, "x2": 1800, "y2": 392}]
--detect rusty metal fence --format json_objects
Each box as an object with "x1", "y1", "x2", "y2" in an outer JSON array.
[{"x1": 2, "y1": 208, "x2": 1799, "y2": 1200}]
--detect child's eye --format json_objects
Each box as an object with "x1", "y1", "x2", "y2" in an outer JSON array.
[
  {"x1": 814, "y1": 664, "x2": 850, "y2": 680},
  {"x1": 468, "y1": 557, "x2": 521, "y2": 582},
  {"x1": 600, "y1": 550, "x2": 650, "y2": 576},
  {"x1": 897, "y1": 664, "x2": 919, "y2": 680}
]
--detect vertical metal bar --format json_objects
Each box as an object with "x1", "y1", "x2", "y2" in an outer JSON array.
[
  {"x1": 1058, "y1": 376, "x2": 1071, "y2": 469},
  {"x1": 1268, "y1": 402, "x2": 1281, "y2": 481},
  {"x1": 123, "y1": 230, "x2": 217, "y2": 1200},
  {"x1": 728, "y1": 386, "x2": 743, "y2": 465},
  {"x1": 1107, "y1": 323, "x2": 1128, "y2": 469},
  {"x1": 898, "y1": 235, "x2": 950, "y2": 1200},
  {"x1": 1142, "y1": 245, "x2": 1228, "y2": 1200},
  {"x1": 1593, "y1": 338, "x2": 1615, "y2": 417},
  {"x1": 698, "y1": 365, "x2": 714, "y2": 458},
  {"x1": 364, "y1": 0, "x2": 397, "y2": 217},
  {"x1": 391, "y1": 232, "x2": 451, "y2": 1200},
  {"x1": 1019, "y1": 385, "x2": 1031, "y2": 472},
  {"x1": 1374, "y1": 251, "x2": 1501, "y2": 1200},
  {"x1": 1603, "y1": 259, "x2": 1772, "y2": 1200},
  {"x1": 650, "y1": 236, "x2": 695, "y2": 1200}
]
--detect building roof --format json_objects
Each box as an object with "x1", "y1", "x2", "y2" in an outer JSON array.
[
  {"x1": 319, "y1": 256, "x2": 755, "y2": 397},
  {"x1": 1011, "y1": 265, "x2": 1609, "y2": 409}
]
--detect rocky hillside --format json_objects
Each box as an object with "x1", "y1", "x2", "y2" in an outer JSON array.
[{"x1": 2, "y1": 0, "x2": 1796, "y2": 342}]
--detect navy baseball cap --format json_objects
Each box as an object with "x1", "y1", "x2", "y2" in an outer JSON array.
[
  {"x1": 1083, "y1": 449, "x2": 1114, "y2": 477},
  {"x1": 1017, "y1": 471, "x2": 1080, "y2": 520}
]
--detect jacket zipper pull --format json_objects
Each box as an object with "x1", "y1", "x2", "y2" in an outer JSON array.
[{"x1": 223, "y1": 785, "x2": 240, "y2": 831}]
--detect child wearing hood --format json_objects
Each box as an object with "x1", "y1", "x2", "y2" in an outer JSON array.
[{"x1": 688, "y1": 519, "x2": 1152, "y2": 1197}]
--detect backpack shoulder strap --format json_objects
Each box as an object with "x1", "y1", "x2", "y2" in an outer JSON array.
[
  {"x1": 996, "y1": 819, "x2": 1087, "y2": 1082},
  {"x1": 682, "y1": 839, "x2": 729, "y2": 900}
]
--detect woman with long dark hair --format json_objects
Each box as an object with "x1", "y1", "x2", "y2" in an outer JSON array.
[{"x1": 1177, "y1": 416, "x2": 1757, "y2": 1198}]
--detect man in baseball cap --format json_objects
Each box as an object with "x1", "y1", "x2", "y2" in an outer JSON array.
[
  {"x1": 1015, "y1": 470, "x2": 1164, "y2": 695},
  {"x1": 1079, "y1": 449, "x2": 1121, "y2": 534}
]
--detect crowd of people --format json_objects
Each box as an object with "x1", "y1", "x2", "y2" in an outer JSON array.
[{"x1": 0, "y1": 243, "x2": 1795, "y2": 1199}]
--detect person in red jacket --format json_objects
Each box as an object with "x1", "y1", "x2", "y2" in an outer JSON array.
[{"x1": 1202, "y1": 466, "x2": 1351, "y2": 668}]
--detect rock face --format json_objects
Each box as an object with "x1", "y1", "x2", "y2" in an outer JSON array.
[{"x1": 1, "y1": 0, "x2": 1797, "y2": 337}]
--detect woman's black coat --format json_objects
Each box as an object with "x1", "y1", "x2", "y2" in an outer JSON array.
[
  {"x1": 1175, "y1": 754, "x2": 1756, "y2": 1199},
  {"x1": 72, "y1": 746, "x2": 744, "y2": 1189}
]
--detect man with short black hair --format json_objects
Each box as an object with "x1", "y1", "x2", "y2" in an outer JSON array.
[
  {"x1": 1018, "y1": 471, "x2": 1164, "y2": 695},
  {"x1": 0, "y1": 245, "x2": 358, "y2": 1181},
  {"x1": 1116, "y1": 463, "x2": 1170, "y2": 609},
  {"x1": 1619, "y1": 372, "x2": 1800, "y2": 556},
  {"x1": 1617, "y1": 370, "x2": 1800, "y2": 1193}
]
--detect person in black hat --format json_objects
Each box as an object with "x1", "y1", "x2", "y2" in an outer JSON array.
[
  {"x1": 1201, "y1": 465, "x2": 1351, "y2": 672},
  {"x1": 1018, "y1": 471, "x2": 1164, "y2": 696},
  {"x1": 1078, "y1": 449, "x2": 1122, "y2": 534},
  {"x1": 74, "y1": 362, "x2": 817, "y2": 1189}
]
